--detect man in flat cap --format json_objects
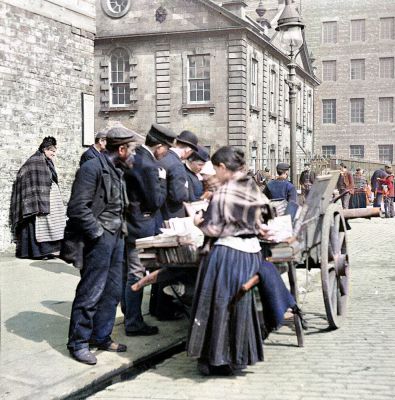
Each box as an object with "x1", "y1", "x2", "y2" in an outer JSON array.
[
  {"x1": 123, "y1": 123, "x2": 177, "y2": 336},
  {"x1": 185, "y1": 145, "x2": 210, "y2": 202},
  {"x1": 264, "y1": 162, "x2": 297, "y2": 202},
  {"x1": 79, "y1": 130, "x2": 107, "y2": 166},
  {"x1": 158, "y1": 130, "x2": 199, "y2": 219},
  {"x1": 299, "y1": 162, "x2": 316, "y2": 201},
  {"x1": 66, "y1": 125, "x2": 137, "y2": 365}
]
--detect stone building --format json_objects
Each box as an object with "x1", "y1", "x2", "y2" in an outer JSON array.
[
  {"x1": 302, "y1": 0, "x2": 395, "y2": 163},
  {"x1": 95, "y1": 0, "x2": 319, "y2": 173},
  {"x1": 0, "y1": 0, "x2": 95, "y2": 252}
]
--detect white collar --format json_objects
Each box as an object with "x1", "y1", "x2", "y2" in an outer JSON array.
[{"x1": 141, "y1": 144, "x2": 156, "y2": 160}]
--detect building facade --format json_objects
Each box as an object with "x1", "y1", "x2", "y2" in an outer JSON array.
[
  {"x1": 95, "y1": 0, "x2": 318, "y2": 174},
  {"x1": 0, "y1": 0, "x2": 95, "y2": 252},
  {"x1": 302, "y1": 0, "x2": 395, "y2": 164}
]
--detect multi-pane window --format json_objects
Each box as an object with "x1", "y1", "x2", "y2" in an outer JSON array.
[
  {"x1": 322, "y1": 21, "x2": 338, "y2": 44},
  {"x1": 322, "y1": 60, "x2": 337, "y2": 81},
  {"x1": 110, "y1": 48, "x2": 130, "y2": 106},
  {"x1": 108, "y1": 0, "x2": 129, "y2": 13},
  {"x1": 350, "y1": 98, "x2": 365, "y2": 123},
  {"x1": 188, "y1": 55, "x2": 210, "y2": 103},
  {"x1": 379, "y1": 57, "x2": 394, "y2": 78},
  {"x1": 379, "y1": 97, "x2": 394, "y2": 122},
  {"x1": 350, "y1": 59, "x2": 365, "y2": 80},
  {"x1": 322, "y1": 99, "x2": 336, "y2": 124},
  {"x1": 322, "y1": 145, "x2": 336, "y2": 157},
  {"x1": 307, "y1": 90, "x2": 313, "y2": 129},
  {"x1": 378, "y1": 144, "x2": 393, "y2": 163},
  {"x1": 350, "y1": 145, "x2": 364, "y2": 159},
  {"x1": 351, "y1": 19, "x2": 366, "y2": 41},
  {"x1": 250, "y1": 59, "x2": 258, "y2": 107},
  {"x1": 269, "y1": 67, "x2": 278, "y2": 114},
  {"x1": 380, "y1": 17, "x2": 395, "y2": 40}
]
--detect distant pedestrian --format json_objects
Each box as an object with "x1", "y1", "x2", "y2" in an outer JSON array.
[
  {"x1": 371, "y1": 167, "x2": 388, "y2": 207},
  {"x1": 66, "y1": 126, "x2": 137, "y2": 365},
  {"x1": 350, "y1": 168, "x2": 368, "y2": 208},
  {"x1": 79, "y1": 130, "x2": 107, "y2": 166},
  {"x1": 299, "y1": 162, "x2": 315, "y2": 201},
  {"x1": 10, "y1": 136, "x2": 66, "y2": 259},
  {"x1": 264, "y1": 163, "x2": 297, "y2": 203},
  {"x1": 185, "y1": 145, "x2": 210, "y2": 202},
  {"x1": 377, "y1": 167, "x2": 394, "y2": 218},
  {"x1": 336, "y1": 165, "x2": 354, "y2": 209}
]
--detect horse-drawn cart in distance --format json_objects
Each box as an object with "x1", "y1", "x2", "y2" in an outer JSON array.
[{"x1": 133, "y1": 171, "x2": 381, "y2": 348}]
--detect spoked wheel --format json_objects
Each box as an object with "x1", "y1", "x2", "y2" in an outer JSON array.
[{"x1": 320, "y1": 203, "x2": 350, "y2": 329}]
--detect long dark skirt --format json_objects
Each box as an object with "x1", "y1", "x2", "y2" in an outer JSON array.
[
  {"x1": 15, "y1": 216, "x2": 61, "y2": 259},
  {"x1": 187, "y1": 245, "x2": 263, "y2": 369},
  {"x1": 350, "y1": 191, "x2": 367, "y2": 208}
]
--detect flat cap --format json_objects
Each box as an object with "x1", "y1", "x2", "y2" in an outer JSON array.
[
  {"x1": 193, "y1": 145, "x2": 210, "y2": 162},
  {"x1": 95, "y1": 130, "x2": 107, "y2": 139},
  {"x1": 106, "y1": 126, "x2": 137, "y2": 146},
  {"x1": 148, "y1": 123, "x2": 177, "y2": 146},
  {"x1": 177, "y1": 130, "x2": 199, "y2": 151},
  {"x1": 277, "y1": 162, "x2": 290, "y2": 170}
]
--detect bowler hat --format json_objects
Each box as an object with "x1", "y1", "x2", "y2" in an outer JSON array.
[
  {"x1": 176, "y1": 130, "x2": 198, "y2": 151},
  {"x1": 106, "y1": 126, "x2": 137, "y2": 147},
  {"x1": 277, "y1": 162, "x2": 290, "y2": 170},
  {"x1": 193, "y1": 145, "x2": 210, "y2": 162},
  {"x1": 148, "y1": 123, "x2": 177, "y2": 147}
]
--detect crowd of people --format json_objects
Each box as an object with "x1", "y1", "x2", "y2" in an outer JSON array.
[
  {"x1": 10, "y1": 126, "x2": 299, "y2": 376},
  {"x1": 10, "y1": 129, "x2": 393, "y2": 375}
]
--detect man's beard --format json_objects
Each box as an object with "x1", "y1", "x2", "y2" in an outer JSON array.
[{"x1": 115, "y1": 154, "x2": 135, "y2": 170}]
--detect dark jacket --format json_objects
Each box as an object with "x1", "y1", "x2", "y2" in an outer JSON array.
[
  {"x1": 60, "y1": 155, "x2": 125, "y2": 267},
  {"x1": 299, "y1": 170, "x2": 316, "y2": 186},
  {"x1": 124, "y1": 146, "x2": 167, "y2": 243},
  {"x1": 185, "y1": 166, "x2": 204, "y2": 202},
  {"x1": 158, "y1": 149, "x2": 189, "y2": 219},
  {"x1": 371, "y1": 169, "x2": 388, "y2": 192},
  {"x1": 264, "y1": 179, "x2": 297, "y2": 202},
  {"x1": 79, "y1": 145, "x2": 101, "y2": 166}
]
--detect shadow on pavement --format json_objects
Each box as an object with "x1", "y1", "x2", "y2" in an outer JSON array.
[
  {"x1": 29, "y1": 260, "x2": 80, "y2": 277},
  {"x1": 42, "y1": 299, "x2": 72, "y2": 318}
]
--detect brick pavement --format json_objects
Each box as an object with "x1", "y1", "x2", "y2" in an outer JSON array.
[{"x1": 90, "y1": 218, "x2": 395, "y2": 400}]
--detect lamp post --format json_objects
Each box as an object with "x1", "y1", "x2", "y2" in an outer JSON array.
[{"x1": 276, "y1": 0, "x2": 304, "y2": 185}]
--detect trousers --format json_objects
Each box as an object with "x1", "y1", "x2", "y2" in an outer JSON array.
[{"x1": 67, "y1": 229, "x2": 124, "y2": 351}]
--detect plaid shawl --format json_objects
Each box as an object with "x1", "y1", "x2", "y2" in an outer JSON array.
[
  {"x1": 10, "y1": 151, "x2": 52, "y2": 230},
  {"x1": 200, "y1": 172, "x2": 269, "y2": 238}
]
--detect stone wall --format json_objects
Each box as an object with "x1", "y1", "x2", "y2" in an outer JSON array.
[{"x1": 0, "y1": 0, "x2": 95, "y2": 252}]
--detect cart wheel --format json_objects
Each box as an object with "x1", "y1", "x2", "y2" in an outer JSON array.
[{"x1": 320, "y1": 203, "x2": 350, "y2": 329}]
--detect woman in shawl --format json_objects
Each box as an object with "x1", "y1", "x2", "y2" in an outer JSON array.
[
  {"x1": 187, "y1": 146, "x2": 274, "y2": 376},
  {"x1": 10, "y1": 136, "x2": 66, "y2": 259}
]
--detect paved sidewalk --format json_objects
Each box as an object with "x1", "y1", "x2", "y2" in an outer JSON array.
[
  {"x1": 91, "y1": 218, "x2": 395, "y2": 400},
  {"x1": 0, "y1": 256, "x2": 188, "y2": 400}
]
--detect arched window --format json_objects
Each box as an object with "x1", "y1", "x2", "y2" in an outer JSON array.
[{"x1": 110, "y1": 48, "x2": 130, "y2": 106}]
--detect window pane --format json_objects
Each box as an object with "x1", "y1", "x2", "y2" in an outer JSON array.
[
  {"x1": 322, "y1": 99, "x2": 336, "y2": 124},
  {"x1": 350, "y1": 145, "x2": 364, "y2": 159},
  {"x1": 323, "y1": 21, "x2": 337, "y2": 44},
  {"x1": 379, "y1": 97, "x2": 394, "y2": 122},
  {"x1": 351, "y1": 19, "x2": 366, "y2": 41},
  {"x1": 380, "y1": 57, "x2": 394, "y2": 78},
  {"x1": 322, "y1": 145, "x2": 336, "y2": 157},
  {"x1": 188, "y1": 55, "x2": 210, "y2": 103},
  {"x1": 350, "y1": 98, "x2": 365, "y2": 123},
  {"x1": 350, "y1": 59, "x2": 365, "y2": 80},
  {"x1": 380, "y1": 17, "x2": 395, "y2": 40},
  {"x1": 378, "y1": 145, "x2": 393, "y2": 163},
  {"x1": 110, "y1": 48, "x2": 130, "y2": 106},
  {"x1": 322, "y1": 60, "x2": 336, "y2": 81}
]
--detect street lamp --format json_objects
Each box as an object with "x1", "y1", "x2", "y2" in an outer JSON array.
[{"x1": 276, "y1": 0, "x2": 304, "y2": 185}]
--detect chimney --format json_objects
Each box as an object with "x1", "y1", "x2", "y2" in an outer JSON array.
[{"x1": 222, "y1": 1, "x2": 247, "y2": 19}]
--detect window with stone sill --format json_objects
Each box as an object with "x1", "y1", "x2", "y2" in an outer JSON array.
[
  {"x1": 322, "y1": 99, "x2": 336, "y2": 124},
  {"x1": 250, "y1": 58, "x2": 258, "y2": 108},
  {"x1": 269, "y1": 67, "x2": 278, "y2": 117},
  {"x1": 350, "y1": 59, "x2": 365, "y2": 80},
  {"x1": 380, "y1": 17, "x2": 395, "y2": 40},
  {"x1": 379, "y1": 57, "x2": 394, "y2": 79},
  {"x1": 350, "y1": 145, "x2": 364, "y2": 159},
  {"x1": 188, "y1": 55, "x2": 210, "y2": 104},
  {"x1": 110, "y1": 48, "x2": 131, "y2": 107},
  {"x1": 351, "y1": 19, "x2": 366, "y2": 42},
  {"x1": 322, "y1": 145, "x2": 336, "y2": 158},
  {"x1": 378, "y1": 144, "x2": 393, "y2": 164},
  {"x1": 350, "y1": 98, "x2": 365, "y2": 123},
  {"x1": 101, "y1": 0, "x2": 131, "y2": 18},
  {"x1": 322, "y1": 60, "x2": 336, "y2": 81},
  {"x1": 322, "y1": 21, "x2": 337, "y2": 44},
  {"x1": 379, "y1": 97, "x2": 394, "y2": 123}
]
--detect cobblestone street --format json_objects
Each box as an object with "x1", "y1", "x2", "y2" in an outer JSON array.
[{"x1": 90, "y1": 218, "x2": 395, "y2": 400}]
